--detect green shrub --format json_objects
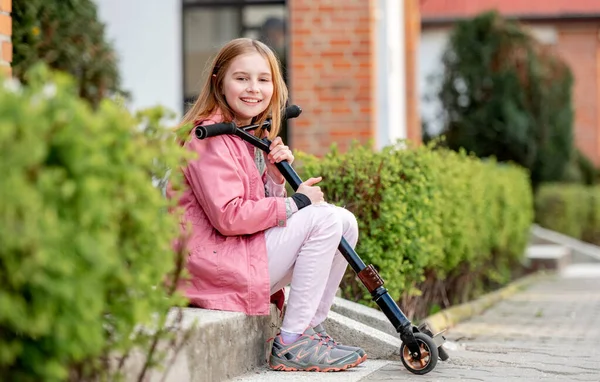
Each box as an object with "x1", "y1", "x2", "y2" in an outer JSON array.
[
  {"x1": 437, "y1": 11, "x2": 574, "y2": 191},
  {"x1": 535, "y1": 184, "x2": 600, "y2": 245},
  {"x1": 560, "y1": 149, "x2": 597, "y2": 186},
  {"x1": 0, "y1": 66, "x2": 189, "y2": 381},
  {"x1": 296, "y1": 140, "x2": 533, "y2": 319},
  {"x1": 12, "y1": 0, "x2": 124, "y2": 107}
]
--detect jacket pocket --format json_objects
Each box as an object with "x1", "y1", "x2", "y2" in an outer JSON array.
[{"x1": 187, "y1": 244, "x2": 241, "y2": 290}]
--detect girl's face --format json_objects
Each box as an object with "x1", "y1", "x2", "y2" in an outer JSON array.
[{"x1": 222, "y1": 52, "x2": 274, "y2": 125}]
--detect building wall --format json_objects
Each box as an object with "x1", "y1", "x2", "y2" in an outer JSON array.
[
  {"x1": 288, "y1": 0, "x2": 376, "y2": 155},
  {"x1": 554, "y1": 22, "x2": 600, "y2": 165},
  {"x1": 405, "y1": 0, "x2": 421, "y2": 144},
  {"x1": 94, "y1": 0, "x2": 182, "y2": 118},
  {"x1": 288, "y1": 0, "x2": 420, "y2": 156},
  {"x1": 418, "y1": 26, "x2": 451, "y2": 136},
  {"x1": 0, "y1": 0, "x2": 11, "y2": 76}
]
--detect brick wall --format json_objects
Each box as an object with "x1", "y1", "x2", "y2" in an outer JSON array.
[
  {"x1": 288, "y1": 0, "x2": 376, "y2": 156},
  {"x1": 0, "y1": 0, "x2": 11, "y2": 76},
  {"x1": 555, "y1": 22, "x2": 600, "y2": 165},
  {"x1": 288, "y1": 0, "x2": 422, "y2": 155}
]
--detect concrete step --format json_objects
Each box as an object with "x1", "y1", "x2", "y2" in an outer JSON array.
[
  {"x1": 525, "y1": 244, "x2": 572, "y2": 272},
  {"x1": 230, "y1": 300, "x2": 407, "y2": 381},
  {"x1": 322, "y1": 310, "x2": 402, "y2": 360},
  {"x1": 531, "y1": 224, "x2": 600, "y2": 264},
  {"x1": 329, "y1": 296, "x2": 398, "y2": 338},
  {"x1": 125, "y1": 305, "x2": 282, "y2": 382},
  {"x1": 230, "y1": 309, "x2": 403, "y2": 382},
  {"x1": 135, "y1": 296, "x2": 402, "y2": 382}
]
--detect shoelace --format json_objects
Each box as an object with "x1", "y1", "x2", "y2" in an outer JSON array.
[
  {"x1": 266, "y1": 334, "x2": 329, "y2": 347},
  {"x1": 317, "y1": 331, "x2": 338, "y2": 346}
]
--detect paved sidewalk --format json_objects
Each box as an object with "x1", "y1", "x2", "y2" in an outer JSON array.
[
  {"x1": 233, "y1": 263, "x2": 600, "y2": 381},
  {"x1": 363, "y1": 263, "x2": 600, "y2": 381}
]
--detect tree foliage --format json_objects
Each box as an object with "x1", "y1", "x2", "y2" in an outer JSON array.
[
  {"x1": 12, "y1": 0, "x2": 124, "y2": 107},
  {"x1": 438, "y1": 11, "x2": 574, "y2": 190}
]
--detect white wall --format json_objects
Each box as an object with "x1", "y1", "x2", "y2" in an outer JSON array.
[
  {"x1": 93, "y1": 0, "x2": 182, "y2": 118},
  {"x1": 418, "y1": 27, "x2": 451, "y2": 136},
  {"x1": 375, "y1": 0, "x2": 406, "y2": 149}
]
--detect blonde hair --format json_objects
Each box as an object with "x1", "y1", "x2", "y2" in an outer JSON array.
[{"x1": 180, "y1": 38, "x2": 288, "y2": 140}]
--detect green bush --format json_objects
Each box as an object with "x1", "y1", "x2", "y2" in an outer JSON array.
[
  {"x1": 560, "y1": 149, "x2": 598, "y2": 186},
  {"x1": 12, "y1": 0, "x2": 124, "y2": 107},
  {"x1": 535, "y1": 184, "x2": 600, "y2": 245},
  {"x1": 296, "y1": 141, "x2": 533, "y2": 319},
  {"x1": 0, "y1": 66, "x2": 189, "y2": 381},
  {"x1": 437, "y1": 11, "x2": 574, "y2": 191}
]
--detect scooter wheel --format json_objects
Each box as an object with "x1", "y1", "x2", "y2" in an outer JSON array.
[
  {"x1": 400, "y1": 332, "x2": 439, "y2": 375},
  {"x1": 438, "y1": 345, "x2": 450, "y2": 361}
]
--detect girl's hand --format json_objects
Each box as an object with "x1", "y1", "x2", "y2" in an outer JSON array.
[
  {"x1": 297, "y1": 177, "x2": 324, "y2": 204},
  {"x1": 266, "y1": 137, "x2": 294, "y2": 182}
]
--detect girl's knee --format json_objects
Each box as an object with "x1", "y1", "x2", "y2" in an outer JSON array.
[
  {"x1": 336, "y1": 206, "x2": 359, "y2": 238},
  {"x1": 306, "y1": 204, "x2": 344, "y2": 235}
]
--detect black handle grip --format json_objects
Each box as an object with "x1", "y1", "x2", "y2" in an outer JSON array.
[
  {"x1": 284, "y1": 105, "x2": 302, "y2": 120},
  {"x1": 194, "y1": 122, "x2": 237, "y2": 140}
]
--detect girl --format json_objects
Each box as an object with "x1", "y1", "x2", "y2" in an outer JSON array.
[{"x1": 168, "y1": 38, "x2": 366, "y2": 372}]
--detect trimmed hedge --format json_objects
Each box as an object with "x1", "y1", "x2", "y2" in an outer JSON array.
[
  {"x1": 297, "y1": 141, "x2": 533, "y2": 318},
  {"x1": 0, "y1": 66, "x2": 189, "y2": 381},
  {"x1": 535, "y1": 184, "x2": 600, "y2": 245}
]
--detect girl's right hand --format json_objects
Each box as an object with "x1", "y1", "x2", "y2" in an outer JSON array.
[{"x1": 297, "y1": 177, "x2": 325, "y2": 204}]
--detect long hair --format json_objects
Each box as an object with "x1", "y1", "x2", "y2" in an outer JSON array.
[{"x1": 180, "y1": 38, "x2": 288, "y2": 140}]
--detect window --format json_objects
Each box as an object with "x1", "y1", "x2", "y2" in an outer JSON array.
[{"x1": 182, "y1": 0, "x2": 288, "y2": 140}]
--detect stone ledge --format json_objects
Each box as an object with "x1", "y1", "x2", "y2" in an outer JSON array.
[
  {"x1": 323, "y1": 310, "x2": 402, "y2": 360},
  {"x1": 330, "y1": 296, "x2": 397, "y2": 337},
  {"x1": 123, "y1": 305, "x2": 281, "y2": 382}
]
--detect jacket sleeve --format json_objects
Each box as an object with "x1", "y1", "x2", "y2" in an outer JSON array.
[
  {"x1": 263, "y1": 171, "x2": 287, "y2": 198},
  {"x1": 184, "y1": 135, "x2": 287, "y2": 236}
]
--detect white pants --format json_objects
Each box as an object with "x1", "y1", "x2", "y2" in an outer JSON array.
[{"x1": 265, "y1": 203, "x2": 359, "y2": 334}]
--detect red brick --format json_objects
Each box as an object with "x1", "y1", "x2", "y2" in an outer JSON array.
[
  {"x1": 331, "y1": 60, "x2": 352, "y2": 69},
  {"x1": 1, "y1": 41, "x2": 11, "y2": 62},
  {"x1": 0, "y1": 0, "x2": 11, "y2": 13},
  {"x1": 317, "y1": 5, "x2": 335, "y2": 12},
  {"x1": 330, "y1": 39, "x2": 352, "y2": 47},
  {"x1": 0, "y1": 13, "x2": 11, "y2": 35},
  {"x1": 555, "y1": 23, "x2": 600, "y2": 164}
]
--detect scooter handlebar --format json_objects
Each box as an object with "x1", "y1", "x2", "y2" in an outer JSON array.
[{"x1": 194, "y1": 121, "x2": 237, "y2": 140}]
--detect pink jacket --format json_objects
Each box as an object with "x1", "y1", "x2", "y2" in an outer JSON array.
[{"x1": 167, "y1": 110, "x2": 288, "y2": 316}]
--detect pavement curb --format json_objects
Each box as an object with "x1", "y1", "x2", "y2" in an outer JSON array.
[{"x1": 422, "y1": 270, "x2": 554, "y2": 334}]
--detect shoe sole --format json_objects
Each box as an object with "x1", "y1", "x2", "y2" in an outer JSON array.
[
  {"x1": 269, "y1": 357, "x2": 363, "y2": 372},
  {"x1": 357, "y1": 354, "x2": 368, "y2": 365}
]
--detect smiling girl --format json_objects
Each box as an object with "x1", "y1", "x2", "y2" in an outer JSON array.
[{"x1": 168, "y1": 38, "x2": 366, "y2": 372}]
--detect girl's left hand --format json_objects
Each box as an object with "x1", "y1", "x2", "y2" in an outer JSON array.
[{"x1": 266, "y1": 137, "x2": 294, "y2": 181}]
